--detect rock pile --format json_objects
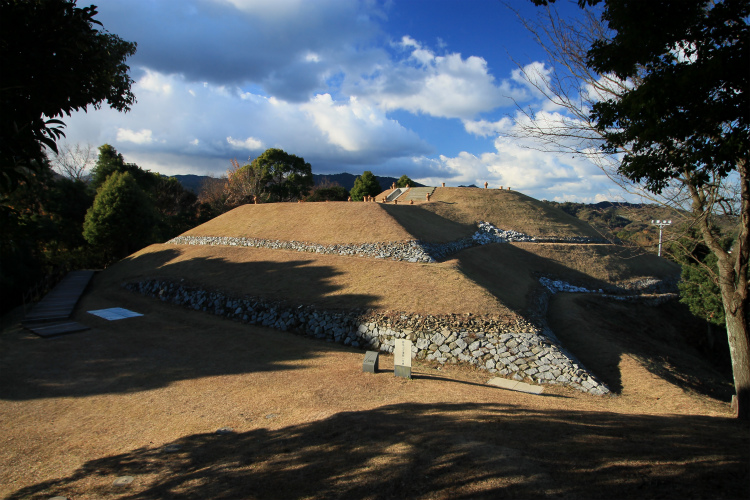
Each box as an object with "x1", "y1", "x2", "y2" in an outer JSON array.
[{"x1": 124, "y1": 278, "x2": 611, "y2": 395}]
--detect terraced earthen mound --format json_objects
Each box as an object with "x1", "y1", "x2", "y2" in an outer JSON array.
[{"x1": 120, "y1": 187, "x2": 679, "y2": 316}]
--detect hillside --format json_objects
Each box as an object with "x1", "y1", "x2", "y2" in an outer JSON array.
[
  {"x1": 3, "y1": 186, "x2": 740, "y2": 500},
  {"x1": 111, "y1": 187, "x2": 678, "y2": 318}
]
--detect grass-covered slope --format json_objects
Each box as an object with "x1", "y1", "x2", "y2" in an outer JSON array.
[{"x1": 109, "y1": 187, "x2": 679, "y2": 317}]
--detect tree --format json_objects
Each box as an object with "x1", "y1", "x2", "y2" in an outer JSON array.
[
  {"x1": 251, "y1": 148, "x2": 313, "y2": 202},
  {"x1": 526, "y1": 0, "x2": 749, "y2": 418},
  {"x1": 306, "y1": 177, "x2": 349, "y2": 202},
  {"x1": 586, "y1": 0, "x2": 749, "y2": 418},
  {"x1": 152, "y1": 176, "x2": 199, "y2": 239},
  {"x1": 396, "y1": 175, "x2": 414, "y2": 188},
  {"x1": 0, "y1": 0, "x2": 137, "y2": 192},
  {"x1": 306, "y1": 186, "x2": 350, "y2": 202},
  {"x1": 83, "y1": 171, "x2": 157, "y2": 263},
  {"x1": 225, "y1": 158, "x2": 265, "y2": 206},
  {"x1": 350, "y1": 171, "x2": 382, "y2": 201},
  {"x1": 90, "y1": 144, "x2": 156, "y2": 192},
  {"x1": 50, "y1": 142, "x2": 96, "y2": 181}
]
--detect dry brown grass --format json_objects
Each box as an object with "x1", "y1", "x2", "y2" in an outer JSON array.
[
  {"x1": 105, "y1": 243, "x2": 509, "y2": 316},
  {"x1": 0, "y1": 280, "x2": 745, "y2": 500},
  {"x1": 2, "y1": 188, "x2": 742, "y2": 499},
  {"x1": 183, "y1": 203, "x2": 416, "y2": 244},
  {"x1": 424, "y1": 187, "x2": 604, "y2": 238}
]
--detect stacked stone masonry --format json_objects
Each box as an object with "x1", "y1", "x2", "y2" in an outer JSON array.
[
  {"x1": 124, "y1": 279, "x2": 611, "y2": 395},
  {"x1": 167, "y1": 221, "x2": 608, "y2": 264}
]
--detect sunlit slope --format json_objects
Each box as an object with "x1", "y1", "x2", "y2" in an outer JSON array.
[
  {"x1": 181, "y1": 188, "x2": 604, "y2": 245},
  {"x1": 422, "y1": 188, "x2": 604, "y2": 238},
  {"x1": 181, "y1": 201, "x2": 475, "y2": 244}
]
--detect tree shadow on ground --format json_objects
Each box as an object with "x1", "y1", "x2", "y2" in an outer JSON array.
[
  {"x1": 8, "y1": 402, "x2": 748, "y2": 500},
  {"x1": 0, "y1": 248, "x2": 379, "y2": 401},
  {"x1": 548, "y1": 294, "x2": 734, "y2": 402},
  {"x1": 454, "y1": 244, "x2": 732, "y2": 399},
  {"x1": 379, "y1": 203, "x2": 476, "y2": 243}
]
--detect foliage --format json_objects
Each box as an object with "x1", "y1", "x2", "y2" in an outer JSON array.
[
  {"x1": 350, "y1": 171, "x2": 381, "y2": 201},
  {"x1": 0, "y1": 0, "x2": 136, "y2": 192},
  {"x1": 83, "y1": 171, "x2": 157, "y2": 263},
  {"x1": 306, "y1": 186, "x2": 350, "y2": 202},
  {"x1": 252, "y1": 148, "x2": 314, "y2": 202},
  {"x1": 588, "y1": 0, "x2": 749, "y2": 194},
  {"x1": 679, "y1": 254, "x2": 725, "y2": 327},
  {"x1": 396, "y1": 175, "x2": 414, "y2": 188},
  {"x1": 0, "y1": 163, "x2": 94, "y2": 314},
  {"x1": 584, "y1": 0, "x2": 750, "y2": 418},
  {"x1": 197, "y1": 175, "x2": 229, "y2": 220},
  {"x1": 225, "y1": 158, "x2": 265, "y2": 207},
  {"x1": 90, "y1": 144, "x2": 156, "y2": 192},
  {"x1": 152, "y1": 176, "x2": 199, "y2": 239}
]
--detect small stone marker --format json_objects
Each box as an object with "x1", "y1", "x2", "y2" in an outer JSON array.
[
  {"x1": 113, "y1": 476, "x2": 135, "y2": 487},
  {"x1": 362, "y1": 351, "x2": 379, "y2": 373},
  {"x1": 442, "y1": 182, "x2": 445, "y2": 187},
  {"x1": 394, "y1": 339, "x2": 412, "y2": 379},
  {"x1": 487, "y1": 377, "x2": 543, "y2": 395}
]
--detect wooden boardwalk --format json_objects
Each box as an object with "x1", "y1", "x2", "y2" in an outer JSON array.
[{"x1": 23, "y1": 270, "x2": 95, "y2": 336}]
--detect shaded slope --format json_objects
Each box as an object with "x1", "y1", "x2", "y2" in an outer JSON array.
[{"x1": 108, "y1": 244, "x2": 509, "y2": 315}]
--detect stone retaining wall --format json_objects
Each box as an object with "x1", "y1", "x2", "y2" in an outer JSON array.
[
  {"x1": 167, "y1": 222, "x2": 608, "y2": 263},
  {"x1": 124, "y1": 278, "x2": 611, "y2": 395}
]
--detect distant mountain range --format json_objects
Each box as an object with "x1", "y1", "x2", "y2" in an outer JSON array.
[{"x1": 171, "y1": 173, "x2": 424, "y2": 194}]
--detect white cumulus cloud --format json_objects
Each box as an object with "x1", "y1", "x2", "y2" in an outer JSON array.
[
  {"x1": 116, "y1": 128, "x2": 155, "y2": 144},
  {"x1": 227, "y1": 136, "x2": 264, "y2": 150}
]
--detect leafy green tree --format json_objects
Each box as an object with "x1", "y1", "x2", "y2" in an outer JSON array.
[
  {"x1": 83, "y1": 171, "x2": 157, "y2": 263},
  {"x1": 396, "y1": 175, "x2": 414, "y2": 188},
  {"x1": 306, "y1": 186, "x2": 350, "y2": 202},
  {"x1": 0, "y1": 0, "x2": 136, "y2": 192},
  {"x1": 0, "y1": 163, "x2": 94, "y2": 314},
  {"x1": 350, "y1": 171, "x2": 381, "y2": 201},
  {"x1": 580, "y1": 0, "x2": 750, "y2": 419},
  {"x1": 251, "y1": 148, "x2": 313, "y2": 202},
  {"x1": 152, "y1": 176, "x2": 199, "y2": 239},
  {"x1": 90, "y1": 144, "x2": 157, "y2": 192}
]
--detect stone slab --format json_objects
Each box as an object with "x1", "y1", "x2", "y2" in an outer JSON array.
[
  {"x1": 394, "y1": 339, "x2": 412, "y2": 367},
  {"x1": 113, "y1": 476, "x2": 134, "y2": 486},
  {"x1": 394, "y1": 339, "x2": 412, "y2": 379},
  {"x1": 27, "y1": 321, "x2": 89, "y2": 338},
  {"x1": 487, "y1": 377, "x2": 544, "y2": 395},
  {"x1": 87, "y1": 307, "x2": 143, "y2": 321},
  {"x1": 362, "y1": 351, "x2": 379, "y2": 373},
  {"x1": 394, "y1": 365, "x2": 412, "y2": 379}
]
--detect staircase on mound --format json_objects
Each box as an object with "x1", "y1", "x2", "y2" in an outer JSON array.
[{"x1": 389, "y1": 186, "x2": 436, "y2": 202}]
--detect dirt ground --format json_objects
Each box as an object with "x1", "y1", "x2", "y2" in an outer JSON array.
[{"x1": 1, "y1": 273, "x2": 748, "y2": 500}]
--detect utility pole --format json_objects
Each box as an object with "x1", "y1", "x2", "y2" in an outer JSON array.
[{"x1": 650, "y1": 220, "x2": 672, "y2": 257}]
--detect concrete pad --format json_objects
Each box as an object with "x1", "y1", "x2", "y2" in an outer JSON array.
[
  {"x1": 487, "y1": 377, "x2": 544, "y2": 395},
  {"x1": 87, "y1": 308, "x2": 143, "y2": 321}
]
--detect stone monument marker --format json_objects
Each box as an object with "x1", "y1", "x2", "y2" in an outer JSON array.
[
  {"x1": 394, "y1": 339, "x2": 412, "y2": 379},
  {"x1": 362, "y1": 351, "x2": 379, "y2": 373}
]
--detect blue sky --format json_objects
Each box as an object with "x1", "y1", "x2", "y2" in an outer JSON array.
[{"x1": 62, "y1": 0, "x2": 620, "y2": 202}]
